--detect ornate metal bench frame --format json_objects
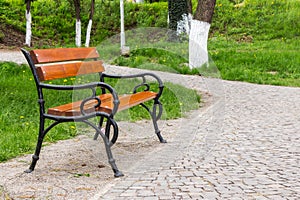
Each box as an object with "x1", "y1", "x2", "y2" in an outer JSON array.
[{"x1": 21, "y1": 47, "x2": 166, "y2": 177}]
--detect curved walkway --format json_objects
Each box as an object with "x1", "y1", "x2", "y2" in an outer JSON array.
[{"x1": 0, "y1": 51, "x2": 299, "y2": 199}]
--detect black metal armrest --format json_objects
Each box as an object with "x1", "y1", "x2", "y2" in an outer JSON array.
[{"x1": 101, "y1": 72, "x2": 164, "y2": 99}]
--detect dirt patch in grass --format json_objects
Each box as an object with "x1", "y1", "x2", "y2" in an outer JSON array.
[
  {"x1": 0, "y1": 23, "x2": 51, "y2": 50},
  {"x1": 0, "y1": 24, "x2": 25, "y2": 50}
]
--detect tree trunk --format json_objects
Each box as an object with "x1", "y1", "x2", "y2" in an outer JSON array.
[
  {"x1": 168, "y1": 0, "x2": 189, "y2": 36},
  {"x1": 194, "y1": 0, "x2": 216, "y2": 23},
  {"x1": 85, "y1": 0, "x2": 95, "y2": 47},
  {"x1": 189, "y1": 0, "x2": 216, "y2": 68},
  {"x1": 74, "y1": 0, "x2": 81, "y2": 47},
  {"x1": 25, "y1": 0, "x2": 32, "y2": 47},
  {"x1": 187, "y1": 0, "x2": 192, "y2": 15},
  {"x1": 189, "y1": 20, "x2": 210, "y2": 68}
]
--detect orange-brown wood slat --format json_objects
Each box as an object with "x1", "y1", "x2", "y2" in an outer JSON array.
[
  {"x1": 47, "y1": 93, "x2": 112, "y2": 116},
  {"x1": 47, "y1": 91, "x2": 157, "y2": 117},
  {"x1": 70, "y1": 91, "x2": 157, "y2": 116},
  {"x1": 30, "y1": 47, "x2": 99, "y2": 64},
  {"x1": 36, "y1": 60, "x2": 105, "y2": 81},
  {"x1": 116, "y1": 91, "x2": 157, "y2": 112}
]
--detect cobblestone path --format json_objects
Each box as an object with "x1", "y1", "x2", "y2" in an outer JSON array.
[
  {"x1": 96, "y1": 68, "x2": 300, "y2": 199},
  {"x1": 0, "y1": 54, "x2": 299, "y2": 199}
]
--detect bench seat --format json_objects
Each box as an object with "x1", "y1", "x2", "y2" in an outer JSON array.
[{"x1": 48, "y1": 91, "x2": 158, "y2": 116}]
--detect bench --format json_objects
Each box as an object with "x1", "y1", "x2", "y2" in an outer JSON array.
[{"x1": 21, "y1": 47, "x2": 166, "y2": 177}]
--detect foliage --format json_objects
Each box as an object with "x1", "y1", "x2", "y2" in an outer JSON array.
[
  {"x1": 213, "y1": 0, "x2": 300, "y2": 40},
  {"x1": 93, "y1": 1, "x2": 168, "y2": 43},
  {"x1": 0, "y1": 0, "x2": 168, "y2": 47},
  {"x1": 0, "y1": 30, "x2": 4, "y2": 41},
  {"x1": 0, "y1": 0, "x2": 299, "y2": 46}
]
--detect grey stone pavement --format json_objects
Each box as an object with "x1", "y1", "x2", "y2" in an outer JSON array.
[
  {"x1": 0, "y1": 50, "x2": 299, "y2": 199},
  {"x1": 96, "y1": 68, "x2": 300, "y2": 200}
]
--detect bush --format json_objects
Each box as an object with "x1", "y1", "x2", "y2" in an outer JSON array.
[
  {"x1": 213, "y1": 0, "x2": 300, "y2": 40},
  {"x1": 91, "y1": 1, "x2": 168, "y2": 45},
  {"x1": 0, "y1": 30, "x2": 4, "y2": 42},
  {"x1": 0, "y1": 0, "x2": 299, "y2": 47}
]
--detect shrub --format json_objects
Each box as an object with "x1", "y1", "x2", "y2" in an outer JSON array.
[{"x1": 0, "y1": 0, "x2": 299, "y2": 46}]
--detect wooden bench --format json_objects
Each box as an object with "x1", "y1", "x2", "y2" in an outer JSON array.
[{"x1": 21, "y1": 47, "x2": 166, "y2": 177}]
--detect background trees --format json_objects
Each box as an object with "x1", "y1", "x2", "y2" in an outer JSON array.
[
  {"x1": 168, "y1": 0, "x2": 216, "y2": 68},
  {"x1": 25, "y1": 0, "x2": 35, "y2": 46},
  {"x1": 168, "y1": 0, "x2": 189, "y2": 35},
  {"x1": 14, "y1": 0, "x2": 297, "y2": 52},
  {"x1": 26, "y1": 0, "x2": 95, "y2": 47},
  {"x1": 73, "y1": 0, "x2": 81, "y2": 47},
  {"x1": 189, "y1": 0, "x2": 216, "y2": 68},
  {"x1": 85, "y1": 0, "x2": 95, "y2": 47}
]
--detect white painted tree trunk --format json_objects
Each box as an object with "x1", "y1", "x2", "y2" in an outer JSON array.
[
  {"x1": 189, "y1": 20, "x2": 211, "y2": 68},
  {"x1": 85, "y1": 19, "x2": 93, "y2": 47},
  {"x1": 120, "y1": 0, "x2": 130, "y2": 55},
  {"x1": 176, "y1": 13, "x2": 192, "y2": 35},
  {"x1": 75, "y1": 19, "x2": 81, "y2": 47},
  {"x1": 25, "y1": 10, "x2": 32, "y2": 47},
  {"x1": 120, "y1": 0, "x2": 125, "y2": 48}
]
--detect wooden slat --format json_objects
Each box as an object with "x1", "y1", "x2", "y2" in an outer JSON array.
[
  {"x1": 36, "y1": 60, "x2": 104, "y2": 81},
  {"x1": 47, "y1": 91, "x2": 158, "y2": 117},
  {"x1": 30, "y1": 47, "x2": 99, "y2": 64},
  {"x1": 115, "y1": 91, "x2": 157, "y2": 112},
  {"x1": 48, "y1": 93, "x2": 112, "y2": 116}
]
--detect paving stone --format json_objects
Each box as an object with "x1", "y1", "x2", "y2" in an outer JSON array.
[
  {"x1": 141, "y1": 197, "x2": 159, "y2": 200},
  {"x1": 136, "y1": 190, "x2": 155, "y2": 197},
  {"x1": 200, "y1": 191, "x2": 220, "y2": 199},
  {"x1": 1, "y1": 54, "x2": 300, "y2": 200},
  {"x1": 159, "y1": 196, "x2": 175, "y2": 200},
  {"x1": 119, "y1": 190, "x2": 137, "y2": 197}
]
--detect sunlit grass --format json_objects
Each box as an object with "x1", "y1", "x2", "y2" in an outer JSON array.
[{"x1": 209, "y1": 38, "x2": 300, "y2": 87}]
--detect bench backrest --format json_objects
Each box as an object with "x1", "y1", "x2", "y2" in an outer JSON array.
[{"x1": 28, "y1": 47, "x2": 104, "y2": 81}]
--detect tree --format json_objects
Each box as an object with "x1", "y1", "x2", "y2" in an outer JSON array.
[
  {"x1": 25, "y1": 0, "x2": 34, "y2": 47},
  {"x1": 189, "y1": 0, "x2": 216, "y2": 68},
  {"x1": 85, "y1": 0, "x2": 95, "y2": 47},
  {"x1": 74, "y1": 0, "x2": 81, "y2": 47},
  {"x1": 168, "y1": 0, "x2": 189, "y2": 35},
  {"x1": 168, "y1": 0, "x2": 216, "y2": 68}
]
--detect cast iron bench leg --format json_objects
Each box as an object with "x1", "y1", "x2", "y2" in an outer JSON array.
[
  {"x1": 141, "y1": 101, "x2": 166, "y2": 143},
  {"x1": 101, "y1": 121, "x2": 123, "y2": 177},
  {"x1": 25, "y1": 118, "x2": 53, "y2": 173},
  {"x1": 86, "y1": 118, "x2": 123, "y2": 177},
  {"x1": 151, "y1": 102, "x2": 167, "y2": 143},
  {"x1": 25, "y1": 125, "x2": 44, "y2": 173}
]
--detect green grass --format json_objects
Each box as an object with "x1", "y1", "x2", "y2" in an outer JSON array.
[
  {"x1": 0, "y1": 62, "x2": 77, "y2": 162},
  {"x1": 113, "y1": 48, "x2": 196, "y2": 75},
  {"x1": 209, "y1": 37, "x2": 300, "y2": 87},
  {"x1": 0, "y1": 62, "x2": 200, "y2": 162},
  {"x1": 111, "y1": 36, "x2": 300, "y2": 87}
]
